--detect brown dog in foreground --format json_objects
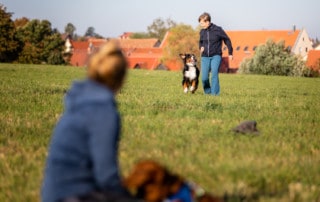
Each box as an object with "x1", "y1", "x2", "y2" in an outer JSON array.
[{"x1": 123, "y1": 160, "x2": 223, "y2": 202}]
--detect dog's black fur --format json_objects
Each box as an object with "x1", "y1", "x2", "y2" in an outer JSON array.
[{"x1": 180, "y1": 53, "x2": 200, "y2": 94}]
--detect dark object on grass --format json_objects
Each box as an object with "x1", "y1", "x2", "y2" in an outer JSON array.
[{"x1": 233, "y1": 120, "x2": 259, "y2": 135}]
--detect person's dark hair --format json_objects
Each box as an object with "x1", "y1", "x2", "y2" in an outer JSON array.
[{"x1": 198, "y1": 12, "x2": 211, "y2": 23}]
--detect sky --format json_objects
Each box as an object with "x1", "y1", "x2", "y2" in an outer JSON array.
[{"x1": 2, "y1": 0, "x2": 320, "y2": 39}]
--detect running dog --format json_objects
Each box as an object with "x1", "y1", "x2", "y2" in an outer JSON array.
[{"x1": 180, "y1": 53, "x2": 200, "y2": 94}]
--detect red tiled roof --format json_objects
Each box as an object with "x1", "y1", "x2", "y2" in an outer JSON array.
[
  {"x1": 226, "y1": 30, "x2": 299, "y2": 49},
  {"x1": 72, "y1": 41, "x2": 89, "y2": 50},
  {"x1": 306, "y1": 50, "x2": 320, "y2": 69},
  {"x1": 70, "y1": 49, "x2": 88, "y2": 67},
  {"x1": 119, "y1": 38, "x2": 160, "y2": 49}
]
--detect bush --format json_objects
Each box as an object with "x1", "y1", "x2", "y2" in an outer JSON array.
[{"x1": 239, "y1": 40, "x2": 311, "y2": 77}]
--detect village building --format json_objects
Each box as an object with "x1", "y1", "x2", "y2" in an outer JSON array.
[{"x1": 67, "y1": 28, "x2": 317, "y2": 72}]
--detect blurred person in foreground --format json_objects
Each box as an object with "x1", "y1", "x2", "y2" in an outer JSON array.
[{"x1": 41, "y1": 40, "x2": 141, "y2": 202}]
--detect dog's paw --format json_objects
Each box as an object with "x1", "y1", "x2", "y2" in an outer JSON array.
[
  {"x1": 184, "y1": 88, "x2": 188, "y2": 93},
  {"x1": 190, "y1": 86, "x2": 195, "y2": 92}
]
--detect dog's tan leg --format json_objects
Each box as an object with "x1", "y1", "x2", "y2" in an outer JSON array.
[
  {"x1": 183, "y1": 82, "x2": 188, "y2": 93},
  {"x1": 190, "y1": 81, "x2": 196, "y2": 93}
]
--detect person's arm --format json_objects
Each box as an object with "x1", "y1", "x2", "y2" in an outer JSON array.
[
  {"x1": 199, "y1": 30, "x2": 204, "y2": 51},
  {"x1": 219, "y1": 28, "x2": 233, "y2": 56},
  {"x1": 86, "y1": 101, "x2": 124, "y2": 192}
]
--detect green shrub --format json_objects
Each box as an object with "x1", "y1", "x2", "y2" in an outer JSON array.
[{"x1": 239, "y1": 40, "x2": 311, "y2": 77}]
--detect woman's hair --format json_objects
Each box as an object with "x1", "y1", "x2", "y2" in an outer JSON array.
[
  {"x1": 198, "y1": 12, "x2": 211, "y2": 23},
  {"x1": 87, "y1": 40, "x2": 128, "y2": 92}
]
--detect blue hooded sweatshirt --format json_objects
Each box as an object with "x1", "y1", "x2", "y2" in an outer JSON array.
[{"x1": 42, "y1": 79, "x2": 126, "y2": 202}]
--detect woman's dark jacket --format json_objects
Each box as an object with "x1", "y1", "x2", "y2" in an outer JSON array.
[{"x1": 199, "y1": 23, "x2": 233, "y2": 57}]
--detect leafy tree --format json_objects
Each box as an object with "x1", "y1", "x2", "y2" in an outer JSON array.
[
  {"x1": 147, "y1": 17, "x2": 177, "y2": 41},
  {"x1": 239, "y1": 39, "x2": 308, "y2": 77},
  {"x1": 15, "y1": 19, "x2": 65, "y2": 64},
  {"x1": 0, "y1": 5, "x2": 20, "y2": 62},
  {"x1": 130, "y1": 32, "x2": 152, "y2": 39},
  {"x1": 14, "y1": 17, "x2": 29, "y2": 28},
  {"x1": 312, "y1": 37, "x2": 320, "y2": 48},
  {"x1": 162, "y1": 24, "x2": 199, "y2": 69},
  {"x1": 85, "y1": 26, "x2": 95, "y2": 37},
  {"x1": 84, "y1": 26, "x2": 103, "y2": 38},
  {"x1": 64, "y1": 22, "x2": 76, "y2": 38},
  {"x1": 42, "y1": 32, "x2": 66, "y2": 64}
]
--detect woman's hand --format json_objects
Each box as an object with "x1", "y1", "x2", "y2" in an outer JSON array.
[{"x1": 200, "y1": 47, "x2": 204, "y2": 53}]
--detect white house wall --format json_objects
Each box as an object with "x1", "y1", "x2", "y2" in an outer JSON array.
[{"x1": 292, "y1": 29, "x2": 313, "y2": 58}]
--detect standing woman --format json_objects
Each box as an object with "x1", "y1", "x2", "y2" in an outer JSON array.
[{"x1": 198, "y1": 12, "x2": 233, "y2": 95}]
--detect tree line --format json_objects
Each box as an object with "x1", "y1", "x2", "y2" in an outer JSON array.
[
  {"x1": 1, "y1": 5, "x2": 65, "y2": 64},
  {"x1": 0, "y1": 4, "x2": 177, "y2": 65}
]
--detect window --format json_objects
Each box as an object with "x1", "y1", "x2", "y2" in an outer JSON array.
[
  {"x1": 244, "y1": 46, "x2": 249, "y2": 51},
  {"x1": 253, "y1": 46, "x2": 257, "y2": 51},
  {"x1": 236, "y1": 46, "x2": 241, "y2": 51}
]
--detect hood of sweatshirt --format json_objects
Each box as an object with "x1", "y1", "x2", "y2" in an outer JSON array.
[{"x1": 64, "y1": 79, "x2": 115, "y2": 112}]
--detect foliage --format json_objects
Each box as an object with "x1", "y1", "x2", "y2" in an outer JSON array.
[
  {"x1": 162, "y1": 24, "x2": 199, "y2": 67},
  {"x1": 15, "y1": 19, "x2": 66, "y2": 64},
  {"x1": 14, "y1": 17, "x2": 29, "y2": 28},
  {"x1": 1, "y1": 64, "x2": 320, "y2": 202},
  {"x1": 312, "y1": 37, "x2": 320, "y2": 48},
  {"x1": 239, "y1": 39, "x2": 310, "y2": 77},
  {"x1": 84, "y1": 26, "x2": 95, "y2": 37},
  {"x1": 0, "y1": 5, "x2": 20, "y2": 62},
  {"x1": 64, "y1": 22, "x2": 76, "y2": 38},
  {"x1": 147, "y1": 17, "x2": 177, "y2": 41},
  {"x1": 84, "y1": 26, "x2": 103, "y2": 38},
  {"x1": 130, "y1": 32, "x2": 152, "y2": 39}
]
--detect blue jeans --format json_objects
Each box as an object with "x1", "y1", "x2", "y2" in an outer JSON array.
[{"x1": 201, "y1": 55, "x2": 222, "y2": 95}]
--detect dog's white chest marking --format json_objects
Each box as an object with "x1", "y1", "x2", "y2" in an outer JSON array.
[{"x1": 185, "y1": 65, "x2": 197, "y2": 80}]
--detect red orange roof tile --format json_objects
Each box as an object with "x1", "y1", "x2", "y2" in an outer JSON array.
[{"x1": 306, "y1": 50, "x2": 320, "y2": 69}]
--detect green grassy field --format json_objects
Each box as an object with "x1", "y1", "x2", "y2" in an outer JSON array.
[{"x1": 0, "y1": 63, "x2": 319, "y2": 202}]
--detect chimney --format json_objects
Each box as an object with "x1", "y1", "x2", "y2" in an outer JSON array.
[{"x1": 293, "y1": 25, "x2": 296, "y2": 32}]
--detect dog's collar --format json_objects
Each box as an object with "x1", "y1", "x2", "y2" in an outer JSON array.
[
  {"x1": 164, "y1": 182, "x2": 206, "y2": 202},
  {"x1": 166, "y1": 183, "x2": 192, "y2": 202}
]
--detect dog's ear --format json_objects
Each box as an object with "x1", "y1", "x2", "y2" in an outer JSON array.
[{"x1": 179, "y1": 53, "x2": 186, "y2": 59}]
